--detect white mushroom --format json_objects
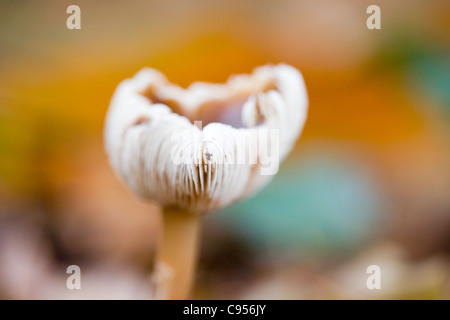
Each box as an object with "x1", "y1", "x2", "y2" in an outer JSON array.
[
  {"x1": 105, "y1": 64, "x2": 307, "y2": 213},
  {"x1": 104, "y1": 63, "x2": 308, "y2": 299}
]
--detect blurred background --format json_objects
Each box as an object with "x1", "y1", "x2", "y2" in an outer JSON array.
[{"x1": 0, "y1": 0, "x2": 449, "y2": 299}]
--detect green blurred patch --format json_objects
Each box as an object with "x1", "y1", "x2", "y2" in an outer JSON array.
[{"x1": 210, "y1": 150, "x2": 386, "y2": 259}]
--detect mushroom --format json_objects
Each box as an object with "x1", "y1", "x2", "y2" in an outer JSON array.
[{"x1": 104, "y1": 63, "x2": 308, "y2": 299}]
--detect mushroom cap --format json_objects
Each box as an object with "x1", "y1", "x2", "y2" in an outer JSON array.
[{"x1": 104, "y1": 64, "x2": 308, "y2": 214}]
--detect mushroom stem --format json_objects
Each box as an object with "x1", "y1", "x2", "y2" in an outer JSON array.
[{"x1": 158, "y1": 207, "x2": 201, "y2": 300}]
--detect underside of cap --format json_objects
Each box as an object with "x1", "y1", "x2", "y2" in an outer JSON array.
[{"x1": 104, "y1": 64, "x2": 308, "y2": 214}]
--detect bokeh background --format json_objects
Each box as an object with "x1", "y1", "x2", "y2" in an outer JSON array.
[{"x1": 0, "y1": 0, "x2": 449, "y2": 299}]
